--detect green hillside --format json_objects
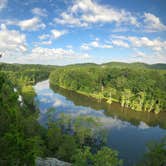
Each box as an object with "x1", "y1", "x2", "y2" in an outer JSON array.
[{"x1": 50, "y1": 62, "x2": 166, "y2": 114}]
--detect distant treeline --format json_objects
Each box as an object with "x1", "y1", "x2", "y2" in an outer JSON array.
[
  {"x1": 50, "y1": 62, "x2": 166, "y2": 113},
  {"x1": 0, "y1": 63, "x2": 56, "y2": 107}
]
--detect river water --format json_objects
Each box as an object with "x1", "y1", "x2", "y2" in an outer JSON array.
[{"x1": 34, "y1": 80, "x2": 166, "y2": 166}]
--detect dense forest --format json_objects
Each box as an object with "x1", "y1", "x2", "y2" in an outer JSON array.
[
  {"x1": 0, "y1": 62, "x2": 166, "y2": 165},
  {"x1": 0, "y1": 63, "x2": 122, "y2": 165},
  {"x1": 50, "y1": 62, "x2": 166, "y2": 114}
]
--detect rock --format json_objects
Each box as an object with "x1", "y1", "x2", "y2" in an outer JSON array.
[{"x1": 36, "y1": 157, "x2": 71, "y2": 166}]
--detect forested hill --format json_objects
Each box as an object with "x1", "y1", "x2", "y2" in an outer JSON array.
[
  {"x1": 101, "y1": 62, "x2": 166, "y2": 70},
  {"x1": 65, "y1": 62, "x2": 166, "y2": 70},
  {"x1": 1, "y1": 61, "x2": 166, "y2": 70},
  {"x1": 149, "y1": 63, "x2": 166, "y2": 70},
  {"x1": 50, "y1": 62, "x2": 166, "y2": 114},
  {"x1": 0, "y1": 62, "x2": 58, "y2": 71}
]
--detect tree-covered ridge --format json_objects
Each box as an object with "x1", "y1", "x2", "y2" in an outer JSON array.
[
  {"x1": 50, "y1": 64, "x2": 166, "y2": 113},
  {"x1": 64, "y1": 62, "x2": 166, "y2": 70},
  {"x1": 101, "y1": 62, "x2": 166, "y2": 70},
  {"x1": 0, "y1": 62, "x2": 58, "y2": 71},
  {"x1": 0, "y1": 63, "x2": 56, "y2": 107}
]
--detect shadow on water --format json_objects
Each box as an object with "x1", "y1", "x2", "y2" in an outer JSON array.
[{"x1": 50, "y1": 84, "x2": 166, "y2": 130}]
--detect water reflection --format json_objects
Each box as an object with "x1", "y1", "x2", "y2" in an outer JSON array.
[
  {"x1": 50, "y1": 83, "x2": 166, "y2": 129},
  {"x1": 34, "y1": 80, "x2": 166, "y2": 166},
  {"x1": 34, "y1": 80, "x2": 131, "y2": 130}
]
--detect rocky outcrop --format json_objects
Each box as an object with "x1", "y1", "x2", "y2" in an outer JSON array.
[{"x1": 36, "y1": 157, "x2": 71, "y2": 166}]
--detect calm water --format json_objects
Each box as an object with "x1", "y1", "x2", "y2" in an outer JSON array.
[{"x1": 34, "y1": 80, "x2": 166, "y2": 166}]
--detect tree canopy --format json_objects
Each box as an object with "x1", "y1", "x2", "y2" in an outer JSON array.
[{"x1": 50, "y1": 63, "x2": 166, "y2": 113}]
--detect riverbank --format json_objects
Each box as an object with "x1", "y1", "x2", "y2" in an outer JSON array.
[
  {"x1": 49, "y1": 64, "x2": 166, "y2": 114},
  {"x1": 49, "y1": 81, "x2": 162, "y2": 114},
  {"x1": 50, "y1": 81, "x2": 119, "y2": 102}
]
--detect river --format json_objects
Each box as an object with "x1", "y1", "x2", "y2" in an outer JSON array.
[{"x1": 34, "y1": 80, "x2": 166, "y2": 166}]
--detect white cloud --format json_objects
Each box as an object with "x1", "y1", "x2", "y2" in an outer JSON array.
[
  {"x1": 38, "y1": 34, "x2": 50, "y2": 40},
  {"x1": 81, "y1": 39, "x2": 112, "y2": 50},
  {"x1": 37, "y1": 30, "x2": 67, "y2": 46},
  {"x1": 55, "y1": 0, "x2": 138, "y2": 27},
  {"x1": 102, "y1": 44, "x2": 113, "y2": 49},
  {"x1": 134, "y1": 50, "x2": 147, "y2": 57},
  {"x1": 128, "y1": 36, "x2": 166, "y2": 51},
  {"x1": 37, "y1": 34, "x2": 53, "y2": 45},
  {"x1": 0, "y1": 0, "x2": 7, "y2": 11},
  {"x1": 81, "y1": 44, "x2": 90, "y2": 50},
  {"x1": 112, "y1": 35, "x2": 166, "y2": 52},
  {"x1": 90, "y1": 41, "x2": 99, "y2": 47},
  {"x1": 54, "y1": 12, "x2": 88, "y2": 27},
  {"x1": 0, "y1": 24, "x2": 27, "y2": 56},
  {"x1": 111, "y1": 35, "x2": 166, "y2": 63},
  {"x1": 133, "y1": 49, "x2": 166, "y2": 64},
  {"x1": 7, "y1": 47, "x2": 90, "y2": 64},
  {"x1": 0, "y1": 17, "x2": 46, "y2": 31},
  {"x1": 112, "y1": 40, "x2": 129, "y2": 48},
  {"x1": 54, "y1": 1, "x2": 166, "y2": 33},
  {"x1": 144, "y1": 13, "x2": 166, "y2": 32},
  {"x1": 71, "y1": 0, "x2": 138, "y2": 25},
  {"x1": 18, "y1": 17, "x2": 46, "y2": 31},
  {"x1": 51, "y1": 29, "x2": 67, "y2": 39},
  {"x1": 128, "y1": 36, "x2": 154, "y2": 47},
  {"x1": 40, "y1": 40, "x2": 52, "y2": 45},
  {"x1": 32, "y1": 8, "x2": 48, "y2": 17}
]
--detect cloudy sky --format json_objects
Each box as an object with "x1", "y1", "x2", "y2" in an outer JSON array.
[{"x1": 0, "y1": 0, "x2": 166, "y2": 65}]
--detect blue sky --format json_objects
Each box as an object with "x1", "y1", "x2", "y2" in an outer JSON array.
[{"x1": 0, "y1": 0, "x2": 166, "y2": 65}]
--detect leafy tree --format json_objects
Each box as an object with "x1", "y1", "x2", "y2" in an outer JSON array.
[
  {"x1": 47, "y1": 123, "x2": 62, "y2": 155},
  {"x1": 93, "y1": 147, "x2": 123, "y2": 166},
  {"x1": 72, "y1": 147, "x2": 93, "y2": 166},
  {"x1": 57, "y1": 135, "x2": 78, "y2": 162},
  {"x1": 72, "y1": 146, "x2": 122, "y2": 166},
  {"x1": 140, "y1": 137, "x2": 166, "y2": 166}
]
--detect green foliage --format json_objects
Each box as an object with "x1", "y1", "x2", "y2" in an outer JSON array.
[
  {"x1": 23, "y1": 136, "x2": 44, "y2": 165},
  {"x1": 0, "y1": 67, "x2": 50, "y2": 165},
  {"x1": 45, "y1": 114, "x2": 109, "y2": 163},
  {"x1": 50, "y1": 64, "x2": 166, "y2": 113},
  {"x1": 57, "y1": 135, "x2": 78, "y2": 162},
  {"x1": 0, "y1": 72, "x2": 45, "y2": 165},
  {"x1": 72, "y1": 147, "x2": 93, "y2": 166},
  {"x1": 73, "y1": 116, "x2": 99, "y2": 145},
  {"x1": 47, "y1": 123, "x2": 62, "y2": 155},
  {"x1": 140, "y1": 137, "x2": 166, "y2": 166},
  {"x1": 21, "y1": 85, "x2": 36, "y2": 106},
  {"x1": 72, "y1": 146, "x2": 122, "y2": 166},
  {"x1": 93, "y1": 147, "x2": 123, "y2": 166}
]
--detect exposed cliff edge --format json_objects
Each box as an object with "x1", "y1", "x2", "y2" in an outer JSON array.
[{"x1": 36, "y1": 157, "x2": 71, "y2": 166}]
